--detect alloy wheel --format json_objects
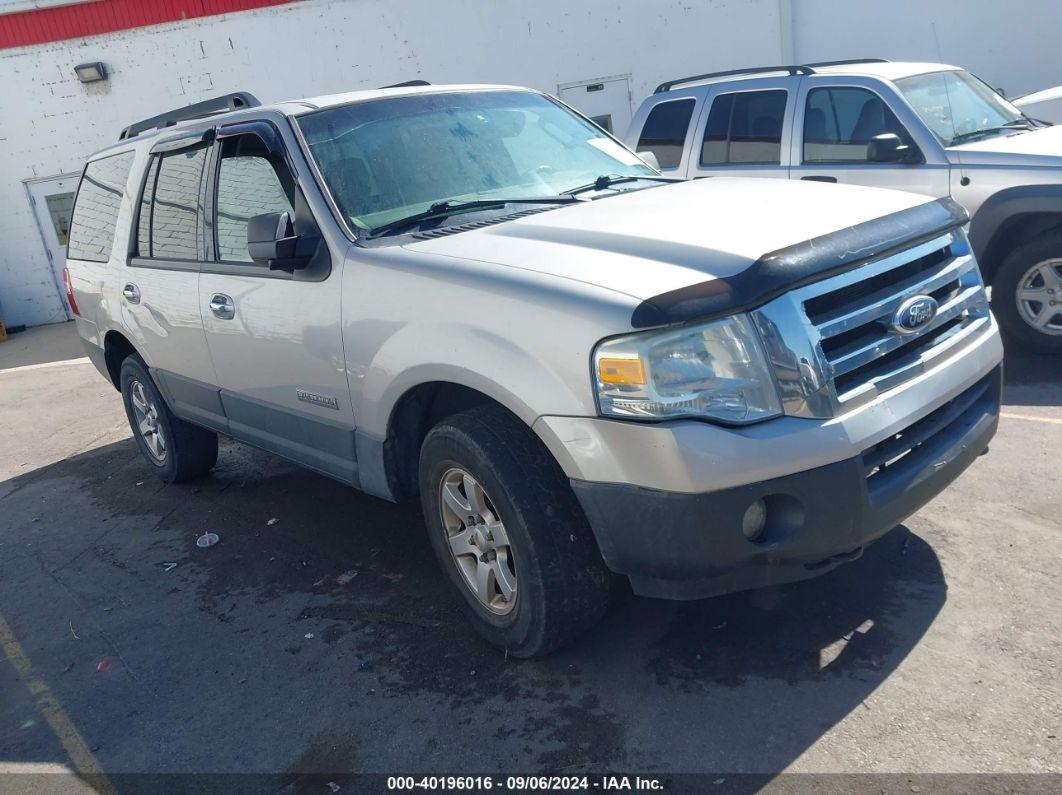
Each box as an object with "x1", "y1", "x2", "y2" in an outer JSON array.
[
  {"x1": 130, "y1": 380, "x2": 167, "y2": 462},
  {"x1": 438, "y1": 467, "x2": 517, "y2": 615},
  {"x1": 1015, "y1": 259, "x2": 1062, "y2": 336}
]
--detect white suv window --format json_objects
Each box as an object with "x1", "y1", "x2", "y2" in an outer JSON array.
[
  {"x1": 136, "y1": 146, "x2": 208, "y2": 261},
  {"x1": 700, "y1": 90, "x2": 787, "y2": 166},
  {"x1": 68, "y1": 151, "x2": 135, "y2": 262},
  {"x1": 298, "y1": 90, "x2": 653, "y2": 231},
  {"x1": 635, "y1": 99, "x2": 696, "y2": 170},
  {"x1": 896, "y1": 69, "x2": 1025, "y2": 146},
  {"x1": 803, "y1": 87, "x2": 906, "y2": 163},
  {"x1": 214, "y1": 136, "x2": 295, "y2": 263}
]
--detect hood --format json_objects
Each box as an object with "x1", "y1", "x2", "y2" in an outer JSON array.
[
  {"x1": 403, "y1": 177, "x2": 935, "y2": 301},
  {"x1": 1014, "y1": 85, "x2": 1062, "y2": 106},
  {"x1": 947, "y1": 124, "x2": 1062, "y2": 167}
]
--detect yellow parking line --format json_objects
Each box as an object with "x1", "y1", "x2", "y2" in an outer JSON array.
[
  {"x1": 0, "y1": 614, "x2": 114, "y2": 794},
  {"x1": 1001, "y1": 412, "x2": 1062, "y2": 426}
]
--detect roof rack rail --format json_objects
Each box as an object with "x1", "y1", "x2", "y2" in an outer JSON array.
[
  {"x1": 803, "y1": 58, "x2": 889, "y2": 67},
  {"x1": 119, "y1": 91, "x2": 261, "y2": 140},
  {"x1": 653, "y1": 59, "x2": 892, "y2": 93},
  {"x1": 379, "y1": 80, "x2": 431, "y2": 89},
  {"x1": 654, "y1": 65, "x2": 814, "y2": 93}
]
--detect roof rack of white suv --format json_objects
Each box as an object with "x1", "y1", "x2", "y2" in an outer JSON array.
[
  {"x1": 803, "y1": 58, "x2": 890, "y2": 68},
  {"x1": 653, "y1": 58, "x2": 889, "y2": 93},
  {"x1": 118, "y1": 91, "x2": 261, "y2": 140},
  {"x1": 379, "y1": 80, "x2": 432, "y2": 89}
]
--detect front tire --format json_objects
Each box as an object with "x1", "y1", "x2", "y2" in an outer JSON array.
[
  {"x1": 418, "y1": 406, "x2": 610, "y2": 657},
  {"x1": 991, "y1": 231, "x2": 1062, "y2": 355},
  {"x1": 120, "y1": 354, "x2": 218, "y2": 483}
]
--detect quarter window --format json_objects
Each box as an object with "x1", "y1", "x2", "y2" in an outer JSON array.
[
  {"x1": 803, "y1": 87, "x2": 908, "y2": 163},
  {"x1": 68, "y1": 152, "x2": 135, "y2": 262},
  {"x1": 636, "y1": 99, "x2": 695, "y2": 169},
  {"x1": 700, "y1": 90, "x2": 787, "y2": 166},
  {"x1": 214, "y1": 135, "x2": 296, "y2": 262}
]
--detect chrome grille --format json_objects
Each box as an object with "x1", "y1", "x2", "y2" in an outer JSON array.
[{"x1": 752, "y1": 230, "x2": 992, "y2": 419}]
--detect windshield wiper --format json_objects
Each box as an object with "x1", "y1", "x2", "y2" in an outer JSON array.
[
  {"x1": 368, "y1": 197, "x2": 579, "y2": 238},
  {"x1": 950, "y1": 119, "x2": 1036, "y2": 145},
  {"x1": 562, "y1": 173, "x2": 677, "y2": 197}
]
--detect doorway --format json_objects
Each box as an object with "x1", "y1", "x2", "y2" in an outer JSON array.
[
  {"x1": 24, "y1": 173, "x2": 80, "y2": 322},
  {"x1": 558, "y1": 75, "x2": 633, "y2": 136}
]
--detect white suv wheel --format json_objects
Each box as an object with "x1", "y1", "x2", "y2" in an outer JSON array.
[
  {"x1": 1015, "y1": 258, "x2": 1062, "y2": 336},
  {"x1": 439, "y1": 467, "x2": 518, "y2": 615},
  {"x1": 129, "y1": 379, "x2": 168, "y2": 462}
]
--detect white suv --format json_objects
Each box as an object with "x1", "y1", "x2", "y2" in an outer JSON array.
[
  {"x1": 66, "y1": 83, "x2": 1002, "y2": 656},
  {"x1": 626, "y1": 59, "x2": 1062, "y2": 354}
]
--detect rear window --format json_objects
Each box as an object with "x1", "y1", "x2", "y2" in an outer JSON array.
[
  {"x1": 636, "y1": 99, "x2": 695, "y2": 169},
  {"x1": 68, "y1": 151, "x2": 135, "y2": 262},
  {"x1": 700, "y1": 90, "x2": 787, "y2": 165}
]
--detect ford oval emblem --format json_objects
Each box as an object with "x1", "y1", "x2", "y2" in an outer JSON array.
[{"x1": 892, "y1": 294, "x2": 939, "y2": 334}]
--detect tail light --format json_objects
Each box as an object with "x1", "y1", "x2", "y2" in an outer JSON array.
[{"x1": 62, "y1": 267, "x2": 80, "y2": 316}]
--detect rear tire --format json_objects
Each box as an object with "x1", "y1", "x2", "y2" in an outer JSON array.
[
  {"x1": 418, "y1": 405, "x2": 610, "y2": 657},
  {"x1": 119, "y1": 354, "x2": 218, "y2": 483},
  {"x1": 991, "y1": 230, "x2": 1062, "y2": 355}
]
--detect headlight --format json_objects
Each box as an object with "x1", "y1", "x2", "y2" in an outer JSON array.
[{"x1": 593, "y1": 315, "x2": 782, "y2": 424}]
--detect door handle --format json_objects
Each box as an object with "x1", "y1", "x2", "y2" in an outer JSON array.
[
  {"x1": 801, "y1": 175, "x2": 838, "y2": 183},
  {"x1": 122, "y1": 283, "x2": 141, "y2": 304},
  {"x1": 209, "y1": 293, "x2": 235, "y2": 320}
]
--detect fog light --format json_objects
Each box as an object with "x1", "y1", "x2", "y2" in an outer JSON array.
[{"x1": 741, "y1": 498, "x2": 767, "y2": 541}]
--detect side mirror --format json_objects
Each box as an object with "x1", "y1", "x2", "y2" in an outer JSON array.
[
  {"x1": 246, "y1": 211, "x2": 317, "y2": 271},
  {"x1": 867, "y1": 133, "x2": 918, "y2": 164},
  {"x1": 637, "y1": 150, "x2": 661, "y2": 171}
]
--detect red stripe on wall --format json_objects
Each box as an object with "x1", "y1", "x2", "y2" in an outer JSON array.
[{"x1": 0, "y1": 0, "x2": 298, "y2": 49}]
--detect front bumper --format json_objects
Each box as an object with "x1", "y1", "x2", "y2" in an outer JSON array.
[{"x1": 571, "y1": 365, "x2": 1001, "y2": 599}]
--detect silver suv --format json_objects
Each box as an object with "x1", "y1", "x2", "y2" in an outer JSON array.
[
  {"x1": 626, "y1": 59, "x2": 1062, "y2": 354},
  {"x1": 66, "y1": 83, "x2": 1002, "y2": 656}
]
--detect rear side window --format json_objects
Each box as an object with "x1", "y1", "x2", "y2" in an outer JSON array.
[
  {"x1": 700, "y1": 90, "x2": 787, "y2": 165},
  {"x1": 136, "y1": 146, "x2": 208, "y2": 260},
  {"x1": 803, "y1": 87, "x2": 907, "y2": 163},
  {"x1": 68, "y1": 152, "x2": 135, "y2": 262},
  {"x1": 636, "y1": 99, "x2": 695, "y2": 169}
]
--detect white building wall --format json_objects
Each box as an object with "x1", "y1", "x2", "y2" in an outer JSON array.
[{"x1": 1, "y1": 0, "x2": 1059, "y2": 327}]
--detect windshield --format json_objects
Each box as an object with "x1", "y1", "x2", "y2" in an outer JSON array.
[
  {"x1": 896, "y1": 69, "x2": 1027, "y2": 146},
  {"x1": 296, "y1": 90, "x2": 655, "y2": 231}
]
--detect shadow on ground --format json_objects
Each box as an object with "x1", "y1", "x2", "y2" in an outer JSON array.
[
  {"x1": 0, "y1": 426, "x2": 949, "y2": 779},
  {"x1": 1001, "y1": 346, "x2": 1060, "y2": 406}
]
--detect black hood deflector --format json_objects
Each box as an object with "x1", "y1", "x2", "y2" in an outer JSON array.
[{"x1": 630, "y1": 197, "x2": 969, "y2": 329}]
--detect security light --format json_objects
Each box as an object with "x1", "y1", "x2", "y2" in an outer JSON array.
[{"x1": 74, "y1": 62, "x2": 108, "y2": 83}]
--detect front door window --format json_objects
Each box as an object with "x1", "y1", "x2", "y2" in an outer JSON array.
[
  {"x1": 803, "y1": 87, "x2": 909, "y2": 163},
  {"x1": 214, "y1": 135, "x2": 296, "y2": 263}
]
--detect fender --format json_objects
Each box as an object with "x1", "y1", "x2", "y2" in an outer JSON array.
[
  {"x1": 352, "y1": 320, "x2": 597, "y2": 501},
  {"x1": 968, "y1": 184, "x2": 1062, "y2": 274}
]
